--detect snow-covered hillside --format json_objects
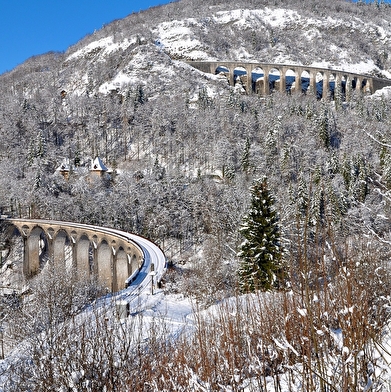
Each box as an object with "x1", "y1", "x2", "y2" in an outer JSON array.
[
  {"x1": 2, "y1": 0, "x2": 391, "y2": 390},
  {"x1": 54, "y1": 3, "x2": 391, "y2": 97}
]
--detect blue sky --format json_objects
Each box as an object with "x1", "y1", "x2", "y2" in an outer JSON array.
[{"x1": 0, "y1": 0, "x2": 173, "y2": 75}]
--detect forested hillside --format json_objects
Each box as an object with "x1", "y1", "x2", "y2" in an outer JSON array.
[{"x1": 2, "y1": 0, "x2": 391, "y2": 389}]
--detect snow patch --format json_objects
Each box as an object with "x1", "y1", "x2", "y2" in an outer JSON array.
[
  {"x1": 154, "y1": 19, "x2": 207, "y2": 60},
  {"x1": 66, "y1": 36, "x2": 136, "y2": 62}
]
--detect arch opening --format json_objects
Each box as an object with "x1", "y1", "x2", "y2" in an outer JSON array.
[
  {"x1": 352, "y1": 77, "x2": 358, "y2": 90},
  {"x1": 285, "y1": 69, "x2": 296, "y2": 94},
  {"x1": 316, "y1": 72, "x2": 324, "y2": 100},
  {"x1": 361, "y1": 79, "x2": 368, "y2": 93},
  {"x1": 301, "y1": 71, "x2": 310, "y2": 94},
  {"x1": 251, "y1": 67, "x2": 264, "y2": 94},
  {"x1": 215, "y1": 65, "x2": 230, "y2": 84},
  {"x1": 269, "y1": 68, "x2": 281, "y2": 92},
  {"x1": 233, "y1": 67, "x2": 248, "y2": 93}
]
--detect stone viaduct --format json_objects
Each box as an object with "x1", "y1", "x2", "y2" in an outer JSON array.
[
  {"x1": 7, "y1": 219, "x2": 144, "y2": 293},
  {"x1": 187, "y1": 61, "x2": 391, "y2": 98}
]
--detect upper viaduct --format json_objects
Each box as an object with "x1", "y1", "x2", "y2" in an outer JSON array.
[
  {"x1": 187, "y1": 61, "x2": 391, "y2": 98},
  {"x1": 4, "y1": 218, "x2": 166, "y2": 293}
]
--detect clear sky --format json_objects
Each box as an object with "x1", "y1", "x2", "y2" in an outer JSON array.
[{"x1": 0, "y1": 0, "x2": 173, "y2": 75}]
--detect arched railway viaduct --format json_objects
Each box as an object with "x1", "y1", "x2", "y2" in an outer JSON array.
[
  {"x1": 187, "y1": 61, "x2": 391, "y2": 98},
  {"x1": 6, "y1": 219, "x2": 148, "y2": 293}
]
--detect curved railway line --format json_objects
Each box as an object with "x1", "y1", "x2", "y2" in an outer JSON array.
[{"x1": 4, "y1": 218, "x2": 167, "y2": 307}]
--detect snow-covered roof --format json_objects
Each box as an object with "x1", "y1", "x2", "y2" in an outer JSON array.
[
  {"x1": 56, "y1": 159, "x2": 70, "y2": 172},
  {"x1": 91, "y1": 157, "x2": 108, "y2": 172}
]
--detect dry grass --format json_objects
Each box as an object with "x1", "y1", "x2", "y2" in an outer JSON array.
[{"x1": 3, "y1": 233, "x2": 391, "y2": 391}]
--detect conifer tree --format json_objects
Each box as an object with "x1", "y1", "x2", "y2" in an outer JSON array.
[
  {"x1": 241, "y1": 137, "x2": 251, "y2": 174},
  {"x1": 238, "y1": 177, "x2": 283, "y2": 292}
]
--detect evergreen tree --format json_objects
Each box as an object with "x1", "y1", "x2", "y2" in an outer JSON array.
[
  {"x1": 316, "y1": 104, "x2": 330, "y2": 149},
  {"x1": 238, "y1": 177, "x2": 283, "y2": 292},
  {"x1": 241, "y1": 137, "x2": 251, "y2": 174},
  {"x1": 134, "y1": 85, "x2": 146, "y2": 109},
  {"x1": 297, "y1": 176, "x2": 309, "y2": 218},
  {"x1": 37, "y1": 129, "x2": 46, "y2": 159}
]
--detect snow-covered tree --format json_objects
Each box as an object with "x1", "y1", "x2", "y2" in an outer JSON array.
[{"x1": 237, "y1": 177, "x2": 284, "y2": 292}]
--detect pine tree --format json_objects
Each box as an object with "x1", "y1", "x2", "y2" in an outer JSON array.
[
  {"x1": 316, "y1": 104, "x2": 330, "y2": 149},
  {"x1": 241, "y1": 137, "x2": 251, "y2": 174},
  {"x1": 238, "y1": 177, "x2": 283, "y2": 292},
  {"x1": 134, "y1": 85, "x2": 146, "y2": 109}
]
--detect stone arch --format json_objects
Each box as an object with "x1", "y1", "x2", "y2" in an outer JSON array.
[
  {"x1": 47, "y1": 227, "x2": 55, "y2": 240},
  {"x1": 233, "y1": 66, "x2": 248, "y2": 92},
  {"x1": 251, "y1": 66, "x2": 264, "y2": 94},
  {"x1": 115, "y1": 247, "x2": 129, "y2": 292},
  {"x1": 70, "y1": 230, "x2": 78, "y2": 244},
  {"x1": 92, "y1": 235, "x2": 98, "y2": 249},
  {"x1": 21, "y1": 225, "x2": 30, "y2": 237},
  {"x1": 269, "y1": 68, "x2": 281, "y2": 92},
  {"x1": 351, "y1": 76, "x2": 358, "y2": 90},
  {"x1": 25, "y1": 226, "x2": 47, "y2": 277},
  {"x1": 215, "y1": 65, "x2": 230, "y2": 84},
  {"x1": 361, "y1": 78, "x2": 369, "y2": 93},
  {"x1": 97, "y1": 239, "x2": 113, "y2": 290},
  {"x1": 285, "y1": 69, "x2": 296, "y2": 94}
]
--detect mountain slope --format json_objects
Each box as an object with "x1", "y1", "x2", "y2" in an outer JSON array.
[
  {"x1": 3, "y1": 0, "x2": 391, "y2": 99},
  {"x1": 2, "y1": 1, "x2": 391, "y2": 390},
  {"x1": 60, "y1": 0, "x2": 391, "y2": 95}
]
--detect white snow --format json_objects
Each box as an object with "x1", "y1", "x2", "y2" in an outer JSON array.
[
  {"x1": 66, "y1": 36, "x2": 136, "y2": 62},
  {"x1": 59, "y1": 6, "x2": 391, "y2": 97},
  {"x1": 148, "y1": 7, "x2": 386, "y2": 79},
  {"x1": 99, "y1": 72, "x2": 137, "y2": 93},
  {"x1": 153, "y1": 19, "x2": 206, "y2": 60}
]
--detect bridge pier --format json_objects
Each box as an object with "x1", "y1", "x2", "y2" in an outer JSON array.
[
  {"x1": 295, "y1": 67, "x2": 303, "y2": 93},
  {"x1": 74, "y1": 234, "x2": 91, "y2": 277},
  {"x1": 97, "y1": 240, "x2": 113, "y2": 291},
  {"x1": 245, "y1": 65, "x2": 252, "y2": 93},
  {"x1": 229, "y1": 72, "x2": 234, "y2": 87},
  {"x1": 113, "y1": 249, "x2": 128, "y2": 292},
  {"x1": 279, "y1": 72, "x2": 286, "y2": 93},
  {"x1": 323, "y1": 72, "x2": 329, "y2": 99},
  {"x1": 309, "y1": 71, "x2": 316, "y2": 95},
  {"x1": 24, "y1": 227, "x2": 44, "y2": 277},
  {"x1": 53, "y1": 230, "x2": 68, "y2": 266}
]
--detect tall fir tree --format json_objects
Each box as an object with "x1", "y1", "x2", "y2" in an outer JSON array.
[{"x1": 238, "y1": 177, "x2": 283, "y2": 292}]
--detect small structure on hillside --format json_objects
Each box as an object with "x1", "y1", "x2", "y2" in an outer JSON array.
[
  {"x1": 56, "y1": 159, "x2": 71, "y2": 180},
  {"x1": 56, "y1": 156, "x2": 112, "y2": 182},
  {"x1": 90, "y1": 156, "x2": 109, "y2": 177}
]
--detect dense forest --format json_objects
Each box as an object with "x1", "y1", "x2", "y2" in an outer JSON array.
[{"x1": 1, "y1": 0, "x2": 391, "y2": 390}]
